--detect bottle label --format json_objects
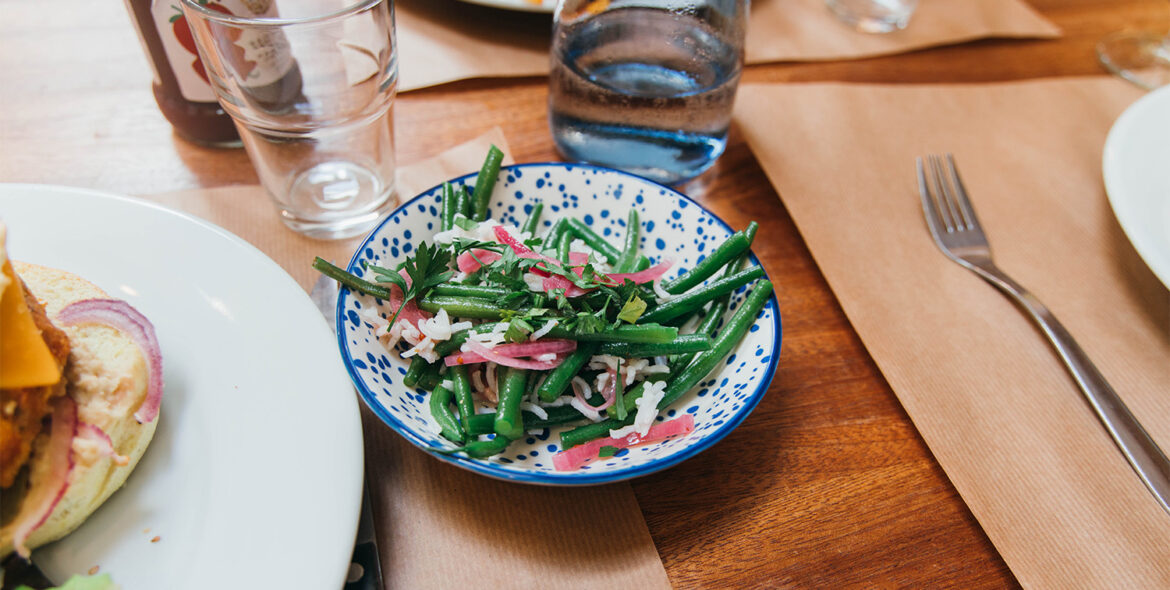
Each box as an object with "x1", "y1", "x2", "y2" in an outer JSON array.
[
  {"x1": 151, "y1": 0, "x2": 294, "y2": 102},
  {"x1": 151, "y1": 0, "x2": 218, "y2": 103},
  {"x1": 234, "y1": 26, "x2": 295, "y2": 88}
]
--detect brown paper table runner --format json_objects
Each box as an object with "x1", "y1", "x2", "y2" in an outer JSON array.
[
  {"x1": 397, "y1": 0, "x2": 1059, "y2": 91},
  {"x1": 734, "y1": 78, "x2": 1170, "y2": 588},
  {"x1": 148, "y1": 128, "x2": 671, "y2": 589}
]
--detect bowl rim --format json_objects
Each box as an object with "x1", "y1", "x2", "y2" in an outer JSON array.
[{"x1": 337, "y1": 162, "x2": 782, "y2": 485}]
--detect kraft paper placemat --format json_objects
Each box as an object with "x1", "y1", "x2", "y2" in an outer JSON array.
[
  {"x1": 734, "y1": 78, "x2": 1169, "y2": 588},
  {"x1": 148, "y1": 128, "x2": 672, "y2": 589},
  {"x1": 396, "y1": 0, "x2": 1059, "y2": 91}
]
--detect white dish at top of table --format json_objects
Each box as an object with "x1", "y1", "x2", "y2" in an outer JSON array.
[
  {"x1": 456, "y1": 0, "x2": 555, "y2": 13},
  {"x1": 0, "y1": 185, "x2": 363, "y2": 589},
  {"x1": 336, "y1": 162, "x2": 781, "y2": 485},
  {"x1": 1103, "y1": 84, "x2": 1170, "y2": 290}
]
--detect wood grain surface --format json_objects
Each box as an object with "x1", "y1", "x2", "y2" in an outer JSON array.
[{"x1": 1, "y1": 0, "x2": 1165, "y2": 587}]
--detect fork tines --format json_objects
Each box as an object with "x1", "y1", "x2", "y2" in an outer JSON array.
[{"x1": 919, "y1": 153, "x2": 985, "y2": 234}]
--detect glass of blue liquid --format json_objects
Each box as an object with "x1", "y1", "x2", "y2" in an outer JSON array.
[{"x1": 548, "y1": 0, "x2": 747, "y2": 186}]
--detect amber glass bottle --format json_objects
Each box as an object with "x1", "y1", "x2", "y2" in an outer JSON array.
[{"x1": 124, "y1": 0, "x2": 240, "y2": 146}]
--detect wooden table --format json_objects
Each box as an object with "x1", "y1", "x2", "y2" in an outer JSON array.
[{"x1": 1, "y1": 0, "x2": 1164, "y2": 586}]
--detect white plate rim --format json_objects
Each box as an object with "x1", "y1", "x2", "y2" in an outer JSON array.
[
  {"x1": 454, "y1": 0, "x2": 555, "y2": 13},
  {"x1": 0, "y1": 184, "x2": 363, "y2": 589},
  {"x1": 1102, "y1": 84, "x2": 1170, "y2": 290}
]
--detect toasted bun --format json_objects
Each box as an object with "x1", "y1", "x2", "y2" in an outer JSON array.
[{"x1": 0, "y1": 263, "x2": 158, "y2": 556}]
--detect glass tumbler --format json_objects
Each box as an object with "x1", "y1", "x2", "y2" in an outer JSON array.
[
  {"x1": 181, "y1": 0, "x2": 398, "y2": 240},
  {"x1": 548, "y1": 0, "x2": 747, "y2": 186},
  {"x1": 824, "y1": 0, "x2": 919, "y2": 34}
]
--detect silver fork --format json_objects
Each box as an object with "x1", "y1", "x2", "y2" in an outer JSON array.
[{"x1": 917, "y1": 154, "x2": 1170, "y2": 516}]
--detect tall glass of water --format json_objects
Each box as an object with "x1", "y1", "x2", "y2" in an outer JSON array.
[{"x1": 548, "y1": 0, "x2": 747, "y2": 186}]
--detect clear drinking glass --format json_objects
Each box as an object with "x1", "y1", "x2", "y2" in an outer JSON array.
[
  {"x1": 1097, "y1": 32, "x2": 1170, "y2": 91},
  {"x1": 824, "y1": 0, "x2": 919, "y2": 34},
  {"x1": 181, "y1": 0, "x2": 398, "y2": 240},
  {"x1": 548, "y1": 0, "x2": 747, "y2": 186}
]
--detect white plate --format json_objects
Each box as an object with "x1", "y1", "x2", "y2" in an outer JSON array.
[
  {"x1": 1103, "y1": 84, "x2": 1170, "y2": 290},
  {"x1": 456, "y1": 0, "x2": 555, "y2": 13},
  {"x1": 0, "y1": 185, "x2": 363, "y2": 589}
]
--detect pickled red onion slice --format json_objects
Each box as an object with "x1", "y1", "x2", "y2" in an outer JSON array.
[
  {"x1": 12, "y1": 396, "x2": 78, "y2": 558},
  {"x1": 460, "y1": 341, "x2": 565, "y2": 370},
  {"x1": 492, "y1": 226, "x2": 559, "y2": 276},
  {"x1": 78, "y1": 422, "x2": 129, "y2": 466},
  {"x1": 552, "y1": 414, "x2": 695, "y2": 471},
  {"x1": 59, "y1": 298, "x2": 163, "y2": 424},
  {"x1": 541, "y1": 275, "x2": 589, "y2": 298},
  {"x1": 444, "y1": 339, "x2": 573, "y2": 367},
  {"x1": 576, "y1": 373, "x2": 615, "y2": 412},
  {"x1": 603, "y1": 260, "x2": 673, "y2": 286},
  {"x1": 456, "y1": 249, "x2": 501, "y2": 274},
  {"x1": 492, "y1": 339, "x2": 576, "y2": 357}
]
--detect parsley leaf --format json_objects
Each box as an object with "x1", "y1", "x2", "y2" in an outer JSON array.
[{"x1": 368, "y1": 241, "x2": 453, "y2": 327}]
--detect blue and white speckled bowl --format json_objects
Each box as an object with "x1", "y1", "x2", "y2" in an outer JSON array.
[{"x1": 337, "y1": 163, "x2": 781, "y2": 485}]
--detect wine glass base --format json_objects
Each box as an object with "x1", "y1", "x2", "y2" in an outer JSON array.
[{"x1": 1096, "y1": 31, "x2": 1170, "y2": 91}]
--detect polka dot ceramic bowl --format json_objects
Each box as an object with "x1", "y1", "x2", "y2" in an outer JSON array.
[{"x1": 337, "y1": 163, "x2": 781, "y2": 485}]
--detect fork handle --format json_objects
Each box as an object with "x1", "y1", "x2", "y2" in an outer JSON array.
[{"x1": 967, "y1": 259, "x2": 1170, "y2": 516}]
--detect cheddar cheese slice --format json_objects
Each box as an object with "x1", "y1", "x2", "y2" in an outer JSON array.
[{"x1": 0, "y1": 223, "x2": 60, "y2": 388}]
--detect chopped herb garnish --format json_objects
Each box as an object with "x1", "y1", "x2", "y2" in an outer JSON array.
[
  {"x1": 617, "y1": 295, "x2": 647, "y2": 324},
  {"x1": 369, "y1": 240, "x2": 453, "y2": 326}
]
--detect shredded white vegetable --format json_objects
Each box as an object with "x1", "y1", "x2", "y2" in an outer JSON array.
[
  {"x1": 521, "y1": 402, "x2": 548, "y2": 420},
  {"x1": 531, "y1": 319, "x2": 558, "y2": 341},
  {"x1": 570, "y1": 397, "x2": 603, "y2": 422}
]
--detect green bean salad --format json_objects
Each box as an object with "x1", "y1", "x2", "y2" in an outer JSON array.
[{"x1": 316, "y1": 147, "x2": 773, "y2": 470}]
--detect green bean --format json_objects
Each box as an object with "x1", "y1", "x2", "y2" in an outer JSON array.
[
  {"x1": 465, "y1": 405, "x2": 588, "y2": 436},
  {"x1": 448, "y1": 365, "x2": 476, "y2": 437},
  {"x1": 432, "y1": 284, "x2": 510, "y2": 299},
  {"x1": 660, "y1": 223, "x2": 756, "y2": 295},
  {"x1": 312, "y1": 257, "x2": 393, "y2": 300},
  {"x1": 543, "y1": 218, "x2": 568, "y2": 254},
  {"x1": 433, "y1": 330, "x2": 470, "y2": 358},
  {"x1": 597, "y1": 334, "x2": 711, "y2": 357},
  {"x1": 639, "y1": 266, "x2": 764, "y2": 324},
  {"x1": 402, "y1": 356, "x2": 429, "y2": 388},
  {"x1": 438, "y1": 434, "x2": 512, "y2": 458},
  {"x1": 671, "y1": 300, "x2": 727, "y2": 369},
  {"x1": 471, "y1": 145, "x2": 504, "y2": 221},
  {"x1": 560, "y1": 418, "x2": 622, "y2": 449},
  {"x1": 612, "y1": 360, "x2": 627, "y2": 421},
  {"x1": 457, "y1": 185, "x2": 473, "y2": 219},
  {"x1": 522, "y1": 201, "x2": 544, "y2": 235},
  {"x1": 536, "y1": 341, "x2": 598, "y2": 402},
  {"x1": 417, "y1": 360, "x2": 443, "y2": 391},
  {"x1": 658, "y1": 280, "x2": 773, "y2": 410},
  {"x1": 418, "y1": 295, "x2": 518, "y2": 320},
  {"x1": 542, "y1": 323, "x2": 677, "y2": 344},
  {"x1": 557, "y1": 231, "x2": 573, "y2": 265},
  {"x1": 465, "y1": 412, "x2": 495, "y2": 436},
  {"x1": 565, "y1": 218, "x2": 621, "y2": 264},
  {"x1": 742, "y1": 220, "x2": 759, "y2": 247},
  {"x1": 441, "y1": 182, "x2": 458, "y2": 232},
  {"x1": 615, "y1": 209, "x2": 640, "y2": 273},
  {"x1": 429, "y1": 385, "x2": 465, "y2": 444},
  {"x1": 494, "y1": 367, "x2": 527, "y2": 439}
]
